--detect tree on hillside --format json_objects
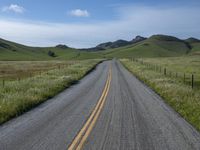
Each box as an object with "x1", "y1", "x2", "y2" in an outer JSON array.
[{"x1": 48, "y1": 51, "x2": 56, "y2": 57}]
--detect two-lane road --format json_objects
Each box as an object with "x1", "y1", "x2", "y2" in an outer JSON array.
[{"x1": 0, "y1": 60, "x2": 200, "y2": 150}]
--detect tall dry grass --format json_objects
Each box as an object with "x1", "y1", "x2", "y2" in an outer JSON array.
[
  {"x1": 0, "y1": 60, "x2": 101, "y2": 124},
  {"x1": 121, "y1": 58, "x2": 200, "y2": 131}
]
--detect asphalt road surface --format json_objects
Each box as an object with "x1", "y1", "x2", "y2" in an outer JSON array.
[{"x1": 0, "y1": 60, "x2": 200, "y2": 150}]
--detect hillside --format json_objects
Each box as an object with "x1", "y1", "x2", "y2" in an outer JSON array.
[
  {"x1": 0, "y1": 38, "x2": 102, "y2": 60},
  {"x1": 185, "y1": 38, "x2": 200, "y2": 55},
  {"x1": 1, "y1": 35, "x2": 200, "y2": 60},
  {"x1": 185, "y1": 37, "x2": 200, "y2": 43},
  {"x1": 103, "y1": 35, "x2": 200, "y2": 58}
]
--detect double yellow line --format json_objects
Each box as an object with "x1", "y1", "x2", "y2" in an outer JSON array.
[{"x1": 68, "y1": 67, "x2": 112, "y2": 150}]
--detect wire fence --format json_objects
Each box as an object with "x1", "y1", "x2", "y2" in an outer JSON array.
[
  {"x1": 129, "y1": 58, "x2": 200, "y2": 89},
  {"x1": 0, "y1": 61, "x2": 80, "y2": 88}
]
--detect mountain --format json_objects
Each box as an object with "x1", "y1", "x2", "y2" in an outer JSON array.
[
  {"x1": 80, "y1": 40, "x2": 131, "y2": 51},
  {"x1": 80, "y1": 36, "x2": 146, "y2": 51},
  {"x1": 131, "y1": 36, "x2": 147, "y2": 43},
  {"x1": 104, "y1": 35, "x2": 200, "y2": 58},
  {"x1": 55, "y1": 44, "x2": 69, "y2": 49},
  {"x1": 97, "y1": 40, "x2": 130, "y2": 49}
]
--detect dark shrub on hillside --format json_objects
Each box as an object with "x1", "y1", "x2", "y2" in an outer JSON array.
[{"x1": 48, "y1": 51, "x2": 56, "y2": 57}]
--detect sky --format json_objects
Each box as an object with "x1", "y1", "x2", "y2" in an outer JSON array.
[{"x1": 0, "y1": 0, "x2": 200, "y2": 48}]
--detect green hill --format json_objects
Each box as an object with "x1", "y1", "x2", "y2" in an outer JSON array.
[
  {"x1": 1, "y1": 35, "x2": 200, "y2": 60},
  {"x1": 103, "y1": 35, "x2": 200, "y2": 58},
  {"x1": 185, "y1": 37, "x2": 200, "y2": 44},
  {"x1": 184, "y1": 38, "x2": 200, "y2": 55},
  {"x1": 0, "y1": 38, "x2": 102, "y2": 60}
]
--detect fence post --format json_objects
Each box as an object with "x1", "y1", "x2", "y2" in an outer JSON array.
[
  {"x1": 184, "y1": 73, "x2": 185, "y2": 83},
  {"x1": 192, "y1": 74, "x2": 194, "y2": 89},
  {"x1": 3, "y1": 80, "x2": 5, "y2": 88},
  {"x1": 164, "y1": 68, "x2": 166, "y2": 75}
]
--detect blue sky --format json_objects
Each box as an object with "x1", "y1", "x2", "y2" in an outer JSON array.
[{"x1": 0, "y1": 0, "x2": 200, "y2": 48}]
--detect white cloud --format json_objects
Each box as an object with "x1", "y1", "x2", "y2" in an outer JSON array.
[
  {"x1": 2, "y1": 4, "x2": 25, "y2": 13},
  {"x1": 69, "y1": 9, "x2": 90, "y2": 17},
  {"x1": 0, "y1": 5, "x2": 200, "y2": 48}
]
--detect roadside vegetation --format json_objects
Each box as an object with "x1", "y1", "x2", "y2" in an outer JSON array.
[
  {"x1": 121, "y1": 56, "x2": 200, "y2": 131},
  {"x1": 0, "y1": 60, "x2": 101, "y2": 124}
]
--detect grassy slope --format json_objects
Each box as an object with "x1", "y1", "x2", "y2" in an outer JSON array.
[
  {"x1": 190, "y1": 43, "x2": 200, "y2": 55},
  {"x1": 0, "y1": 38, "x2": 103, "y2": 60},
  {"x1": 103, "y1": 35, "x2": 195, "y2": 58},
  {"x1": 121, "y1": 56, "x2": 200, "y2": 131},
  {"x1": 104, "y1": 42, "x2": 179, "y2": 58}
]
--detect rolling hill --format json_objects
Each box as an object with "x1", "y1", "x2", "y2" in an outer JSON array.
[
  {"x1": 184, "y1": 38, "x2": 200, "y2": 55},
  {"x1": 103, "y1": 35, "x2": 200, "y2": 58},
  {"x1": 1, "y1": 34, "x2": 200, "y2": 60},
  {"x1": 0, "y1": 38, "x2": 102, "y2": 60}
]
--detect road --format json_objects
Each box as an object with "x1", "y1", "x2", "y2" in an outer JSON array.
[{"x1": 0, "y1": 60, "x2": 200, "y2": 150}]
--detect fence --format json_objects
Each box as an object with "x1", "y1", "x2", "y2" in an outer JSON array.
[
  {"x1": 129, "y1": 58, "x2": 199, "y2": 89},
  {"x1": 0, "y1": 62, "x2": 80, "y2": 88}
]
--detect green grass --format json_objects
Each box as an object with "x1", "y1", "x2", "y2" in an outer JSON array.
[
  {"x1": 190, "y1": 43, "x2": 200, "y2": 55},
  {"x1": 0, "y1": 38, "x2": 103, "y2": 60},
  {"x1": 0, "y1": 59, "x2": 102, "y2": 124},
  {"x1": 136, "y1": 56, "x2": 200, "y2": 88},
  {"x1": 101, "y1": 35, "x2": 200, "y2": 58},
  {"x1": 121, "y1": 56, "x2": 200, "y2": 131}
]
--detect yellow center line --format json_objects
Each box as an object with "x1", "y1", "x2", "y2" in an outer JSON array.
[{"x1": 68, "y1": 66, "x2": 112, "y2": 150}]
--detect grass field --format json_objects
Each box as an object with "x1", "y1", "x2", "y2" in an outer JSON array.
[
  {"x1": 121, "y1": 56, "x2": 200, "y2": 131},
  {"x1": 0, "y1": 59, "x2": 101, "y2": 124},
  {"x1": 136, "y1": 56, "x2": 200, "y2": 88},
  {"x1": 0, "y1": 61, "x2": 71, "y2": 80}
]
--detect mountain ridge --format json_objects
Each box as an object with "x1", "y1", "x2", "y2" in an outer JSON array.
[{"x1": 79, "y1": 35, "x2": 147, "y2": 51}]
